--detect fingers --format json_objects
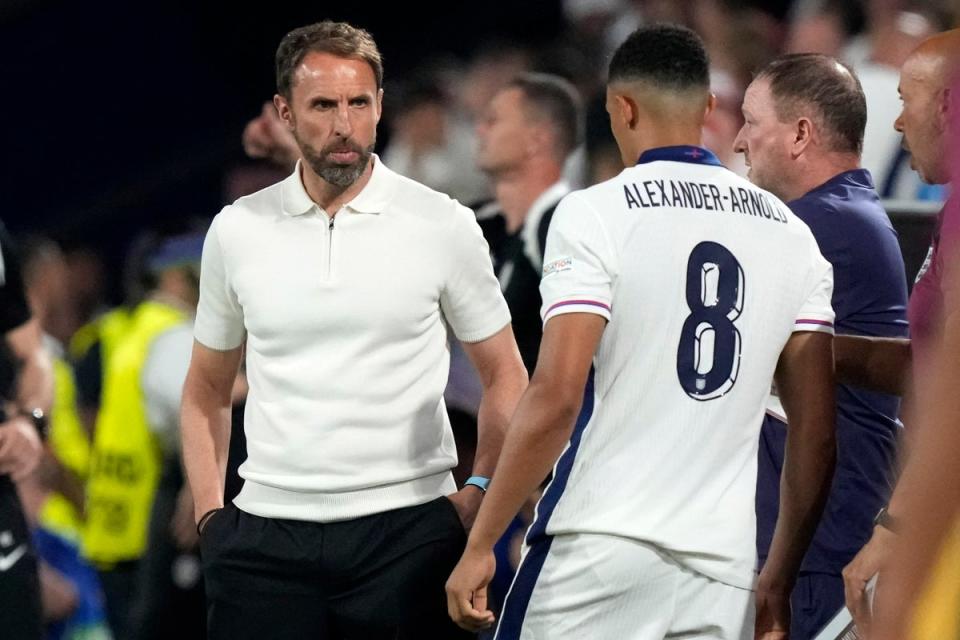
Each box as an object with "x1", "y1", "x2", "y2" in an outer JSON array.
[
  {"x1": 446, "y1": 557, "x2": 496, "y2": 633},
  {"x1": 447, "y1": 585, "x2": 495, "y2": 632},
  {"x1": 842, "y1": 562, "x2": 872, "y2": 634}
]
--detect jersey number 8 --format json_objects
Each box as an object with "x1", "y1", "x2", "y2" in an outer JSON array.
[{"x1": 676, "y1": 242, "x2": 744, "y2": 401}]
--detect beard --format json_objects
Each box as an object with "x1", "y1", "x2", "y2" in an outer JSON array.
[{"x1": 295, "y1": 132, "x2": 375, "y2": 188}]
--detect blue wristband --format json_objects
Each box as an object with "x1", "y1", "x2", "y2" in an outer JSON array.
[{"x1": 463, "y1": 476, "x2": 490, "y2": 493}]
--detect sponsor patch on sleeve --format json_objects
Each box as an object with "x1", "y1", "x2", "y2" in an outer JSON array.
[{"x1": 542, "y1": 257, "x2": 573, "y2": 278}]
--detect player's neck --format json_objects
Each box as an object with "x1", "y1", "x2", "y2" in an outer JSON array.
[
  {"x1": 786, "y1": 153, "x2": 862, "y2": 202},
  {"x1": 633, "y1": 125, "x2": 704, "y2": 162},
  {"x1": 300, "y1": 157, "x2": 375, "y2": 216},
  {"x1": 493, "y1": 162, "x2": 563, "y2": 235}
]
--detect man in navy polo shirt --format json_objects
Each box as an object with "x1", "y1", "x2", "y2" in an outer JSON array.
[{"x1": 734, "y1": 53, "x2": 909, "y2": 638}]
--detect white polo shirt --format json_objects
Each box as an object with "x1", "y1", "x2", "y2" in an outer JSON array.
[{"x1": 195, "y1": 157, "x2": 510, "y2": 522}]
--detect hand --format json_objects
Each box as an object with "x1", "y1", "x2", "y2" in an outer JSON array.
[
  {"x1": 171, "y1": 484, "x2": 199, "y2": 550},
  {"x1": 0, "y1": 416, "x2": 43, "y2": 480},
  {"x1": 842, "y1": 525, "x2": 895, "y2": 636},
  {"x1": 754, "y1": 582, "x2": 791, "y2": 640},
  {"x1": 241, "y1": 102, "x2": 299, "y2": 168},
  {"x1": 445, "y1": 545, "x2": 496, "y2": 632},
  {"x1": 446, "y1": 486, "x2": 484, "y2": 531}
]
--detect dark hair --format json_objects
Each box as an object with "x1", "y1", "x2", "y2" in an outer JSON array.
[
  {"x1": 506, "y1": 72, "x2": 584, "y2": 157},
  {"x1": 276, "y1": 21, "x2": 383, "y2": 99},
  {"x1": 608, "y1": 24, "x2": 709, "y2": 91},
  {"x1": 756, "y1": 53, "x2": 866, "y2": 155}
]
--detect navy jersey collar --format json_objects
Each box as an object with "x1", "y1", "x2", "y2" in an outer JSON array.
[{"x1": 636, "y1": 145, "x2": 722, "y2": 167}]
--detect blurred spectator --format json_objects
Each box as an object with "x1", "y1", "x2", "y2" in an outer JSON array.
[
  {"x1": 383, "y1": 71, "x2": 490, "y2": 203},
  {"x1": 127, "y1": 233, "x2": 206, "y2": 640},
  {"x1": 704, "y1": 68, "x2": 748, "y2": 173},
  {"x1": 18, "y1": 237, "x2": 89, "y2": 527},
  {"x1": 16, "y1": 235, "x2": 113, "y2": 639},
  {"x1": 81, "y1": 233, "x2": 202, "y2": 640},
  {"x1": 846, "y1": 1, "x2": 945, "y2": 200},
  {"x1": 475, "y1": 73, "x2": 583, "y2": 374},
  {"x1": 456, "y1": 42, "x2": 532, "y2": 123},
  {"x1": 62, "y1": 248, "x2": 108, "y2": 345},
  {"x1": 694, "y1": 0, "x2": 782, "y2": 88},
  {"x1": 0, "y1": 222, "x2": 54, "y2": 640},
  {"x1": 69, "y1": 231, "x2": 159, "y2": 437},
  {"x1": 784, "y1": 0, "x2": 864, "y2": 58},
  {"x1": 241, "y1": 101, "x2": 299, "y2": 170}
]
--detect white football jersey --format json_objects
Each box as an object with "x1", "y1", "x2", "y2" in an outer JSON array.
[{"x1": 533, "y1": 146, "x2": 834, "y2": 590}]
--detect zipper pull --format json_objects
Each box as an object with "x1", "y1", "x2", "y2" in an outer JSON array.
[{"x1": 328, "y1": 217, "x2": 335, "y2": 231}]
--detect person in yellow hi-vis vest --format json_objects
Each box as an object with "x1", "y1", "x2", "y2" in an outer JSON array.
[{"x1": 83, "y1": 233, "x2": 203, "y2": 640}]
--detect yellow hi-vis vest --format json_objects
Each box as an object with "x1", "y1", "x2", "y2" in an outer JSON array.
[
  {"x1": 39, "y1": 356, "x2": 90, "y2": 540},
  {"x1": 69, "y1": 306, "x2": 133, "y2": 365},
  {"x1": 82, "y1": 300, "x2": 185, "y2": 566}
]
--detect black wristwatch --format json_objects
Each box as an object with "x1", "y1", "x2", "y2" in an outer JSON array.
[
  {"x1": 19, "y1": 407, "x2": 48, "y2": 441},
  {"x1": 873, "y1": 506, "x2": 899, "y2": 533}
]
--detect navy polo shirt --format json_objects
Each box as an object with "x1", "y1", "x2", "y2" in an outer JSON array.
[{"x1": 756, "y1": 169, "x2": 909, "y2": 574}]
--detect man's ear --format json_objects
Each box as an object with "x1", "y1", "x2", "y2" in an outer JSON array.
[
  {"x1": 274, "y1": 94, "x2": 294, "y2": 129},
  {"x1": 938, "y1": 86, "x2": 951, "y2": 132},
  {"x1": 792, "y1": 117, "x2": 815, "y2": 158},
  {"x1": 614, "y1": 93, "x2": 639, "y2": 131},
  {"x1": 704, "y1": 92, "x2": 717, "y2": 120}
]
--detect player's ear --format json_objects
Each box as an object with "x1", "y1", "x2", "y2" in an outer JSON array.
[
  {"x1": 704, "y1": 92, "x2": 717, "y2": 120},
  {"x1": 614, "y1": 94, "x2": 639, "y2": 131},
  {"x1": 274, "y1": 94, "x2": 294, "y2": 129}
]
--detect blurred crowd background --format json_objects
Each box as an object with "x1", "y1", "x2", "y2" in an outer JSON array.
[{"x1": 3, "y1": 0, "x2": 953, "y2": 325}]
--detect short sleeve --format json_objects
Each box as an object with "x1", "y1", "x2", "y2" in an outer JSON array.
[
  {"x1": 439, "y1": 204, "x2": 511, "y2": 343},
  {"x1": 794, "y1": 239, "x2": 836, "y2": 334},
  {"x1": 142, "y1": 324, "x2": 193, "y2": 454},
  {"x1": 539, "y1": 193, "x2": 615, "y2": 324},
  {"x1": 194, "y1": 213, "x2": 246, "y2": 350}
]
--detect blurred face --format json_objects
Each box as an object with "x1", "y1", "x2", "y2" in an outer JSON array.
[
  {"x1": 276, "y1": 51, "x2": 382, "y2": 187},
  {"x1": 895, "y1": 55, "x2": 948, "y2": 185},
  {"x1": 476, "y1": 88, "x2": 533, "y2": 175},
  {"x1": 733, "y1": 78, "x2": 795, "y2": 198}
]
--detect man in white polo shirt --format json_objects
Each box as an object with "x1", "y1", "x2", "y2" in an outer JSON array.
[{"x1": 180, "y1": 21, "x2": 528, "y2": 640}]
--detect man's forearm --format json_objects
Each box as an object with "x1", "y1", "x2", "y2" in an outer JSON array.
[
  {"x1": 8, "y1": 320, "x2": 53, "y2": 412},
  {"x1": 471, "y1": 364, "x2": 528, "y2": 478},
  {"x1": 763, "y1": 332, "x2": 837, "y2": 589},
  {"x1": 762, "y1": 429, "x2": 836, "y2": 588},
  {"x1": 835, "y1": 335, "x2": 910, "y2": 395},
  {"x1": 467, "y1": 381, "x2": 578, "y2": 550},
  {"x1": 180, "y1": 380, "x2": 232, "y2": 520}
]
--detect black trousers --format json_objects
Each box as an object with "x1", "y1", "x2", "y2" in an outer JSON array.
[
  {"x1": 201, "y1": 497, "x2": 474, "y2": 640},
  {"x1": 0, "y1": 476, "x2": 43, "y2": 640}
]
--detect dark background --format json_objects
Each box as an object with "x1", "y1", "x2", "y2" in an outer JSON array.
[{"x1": 0, "y1": 0, "x2": 570, "y2": 247}]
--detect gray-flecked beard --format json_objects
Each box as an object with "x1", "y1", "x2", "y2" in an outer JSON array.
[{"x1": 297, "y1": 136, "x2": 375, "y2": 188}]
